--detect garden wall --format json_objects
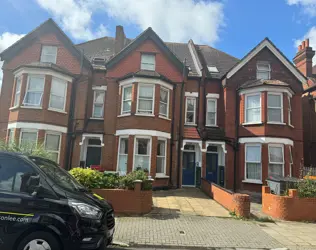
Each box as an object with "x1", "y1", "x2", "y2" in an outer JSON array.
[
  {"x1": 262, "y1": 186, "x2": 316, "y2": 221},
  {"x1": 93, "y1": 181, "x2": 152, "y2": 214},
  {"x1": 201, "y1": 178, "x2": 250, "y2": 218}
]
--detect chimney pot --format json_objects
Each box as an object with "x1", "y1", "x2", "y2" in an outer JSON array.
[
  {"x1": 306, "y1": 38, "x2": 310, "y2": 48},
  {"x1": 302, "y1": 40, "x2": 306, "y2": 49}
]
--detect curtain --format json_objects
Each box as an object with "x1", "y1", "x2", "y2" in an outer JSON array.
[
  {"x1": 156, "y1": 156, "x2": 165, "y2": 173},
  {"x1": 159, "y1": 102, "x2": 167, "y2": 116},
  {"x1": 51, "y1": 79, "x2": 66, "y2": 97},
  {"x1": 268, "y1": 108, "x2": 281, "y2": 122},
  {"x1": 118, "y1": 155, "x2": 128, "y2": 175},
  {"x1": 268, "y1": 95, "x2": 281, "y2": 107},
  {"x1": 139, "y1": 86, "x2": 153, "y2": 98},
  {"x1": 119, "y1": 138, "x2": 128, "y2": 154},
  {"x1": 268, "y1": 164, "x2": 283, "y2": 177},
  {"x1": 269, "y1": 146, "x2": 283, "y2": 163},
  {"x1": 45, "y1": 134, "x2": 60, "y2": 151},
  {"x1": 246, "y1": 163, "x2": 261, "y2": 180},
  {"x1": 138, "y1": 100, "x2": 152, "y2": 112},
  {"x1": 160, "y1": 89, "x2": 168, "y2": 102},
  {"x1": 123, "y1": 86, "x2": 132, "y2": 100},
  {"x1": 246, "y1": 145, "x2": 261, "y2": 162},
  {"x1": 95, "y1": 91, "x2": 105, "y2": 103},
  {"x1": 123, "y1": 100, "x2": 131, "y2": 112},
  {"x1": 134, "y1": 155, "x2": 150, "y2": 171},
  {"x1": 20, "y1": 132, "x2": 37, "y2": 147}
]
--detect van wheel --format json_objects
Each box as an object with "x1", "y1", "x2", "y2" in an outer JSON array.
[{"x1": 17, "y1": 231, "x2": 60, "y2": 250}]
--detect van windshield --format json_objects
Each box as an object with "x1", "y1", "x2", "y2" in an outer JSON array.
[{"x1": 29, "y1": 157, "x2": 86, "y2": 192}]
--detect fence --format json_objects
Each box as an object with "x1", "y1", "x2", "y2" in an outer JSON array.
[{"x1": 302, "y1": 167, "x2": 316, "y2": 176}]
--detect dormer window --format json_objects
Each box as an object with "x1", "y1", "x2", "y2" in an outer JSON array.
[
  {"x1": 256, "y1": 62, "x2": 270, "y2": 80},
  {"x1": 141, "y1": 54, "x2": 155, "y2": 71},
  {"x1": 207, "y1": 66, "x2": 219, "y2": 73},
  {"x1": 41, "y1": 45, "x2": 57, "y2": 63}
]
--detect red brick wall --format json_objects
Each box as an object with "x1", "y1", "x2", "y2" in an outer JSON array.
[
  {"x1": 262, "y1": 186, "x2": 316, "y2": 221},
  {"x1": 201, "y1": 178, "x2": 250, "y2": 218}
]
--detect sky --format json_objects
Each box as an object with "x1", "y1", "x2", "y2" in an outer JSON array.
[{"x1": 1, "y1": 0, "x2": 316, "y2": 85}]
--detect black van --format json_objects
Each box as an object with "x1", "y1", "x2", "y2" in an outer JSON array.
[{"x1": 0, "y1": 152, "x2": 115, "y2": 250}]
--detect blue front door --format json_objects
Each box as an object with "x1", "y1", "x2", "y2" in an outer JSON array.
[
  {"x1": 182, "y1": 152, "x2": 195, "y2": 186},
  {"x1": 206, "y1": 153, "x2": 218, "y2": 183}
]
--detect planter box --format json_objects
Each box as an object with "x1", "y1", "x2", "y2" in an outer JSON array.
[
  {"x1": 262, "y1": 186, "x2": 316, "y2": 221},
  {"x1": 92, "y1": 182, "x2": 152, "y2": 215}
]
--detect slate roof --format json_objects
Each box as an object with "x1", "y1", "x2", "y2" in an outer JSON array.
[
  {"x1": 313, "y1": 65, "x2": 316, "y2": 75},
  {"x1": 239, "y1": 79, "x2": 290, "y2": 90}
]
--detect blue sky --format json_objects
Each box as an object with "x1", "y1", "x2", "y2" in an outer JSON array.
[{"x1": 0, "y1": 0, "x2": 316, "y2": 73}]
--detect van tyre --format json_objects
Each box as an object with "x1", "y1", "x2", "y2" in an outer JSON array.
[{"x1": 17, "y1": 231, "x2": 60, "y2": 250}]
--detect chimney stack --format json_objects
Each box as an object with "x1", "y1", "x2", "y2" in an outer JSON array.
[
  {"x1": 115, "y1": 25, "x2": 126, "y2": 55},
  {"x1": 293, "y1": 38, "x2": 315, "y2": 77}
]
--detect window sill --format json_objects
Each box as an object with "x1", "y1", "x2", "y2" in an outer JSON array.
[
  {"x1": 20, "y1": 106, "x2": 42, "y2": 110},
  {"x1": 9, "y1": 106, "x2": 19, "y2": 111},
  {"x1": 242, "y1": 179, "x2": 263, "y2": 184},
  {"x1": 289, "y1": 124, "x2": 294, "y2": 128},
  {"x1": 90, "y1": 117, "x2": 104, "y2": 120},
  {"x1": 267, "y1": 122, "x2": 286, "y2": 125},
  {"x1": 48, "y1": 108, "x2": 67, "y2": 114},
  {"x1": 242, "y1": 122, "x2": 263, "y2": 126},
  {"x1": 159, "y1": 115, "x2": 171, "y2": 121},
  {"x1": 184, "y1": 124, "x2": 197, "y2": 126},
  {"x1": 118, "y1": 113, "x2": 131, "y2": 117},
  {"x1": 155, "y1": 175, "x2": 170, "y2": 179},
  {"x1": 206, "y1": 125, "x2": 218, "y2": 127},
  {"x1": 135, "y1": 113, "x2": 155, "y2": 117}
]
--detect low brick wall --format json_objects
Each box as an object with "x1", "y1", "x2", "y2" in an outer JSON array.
[
  {"x1": 201, "y1": 178, "x2": 250, "y2": 218},
  {"x1": 262, "y1": 186, "x2": 316, "y2": 221},
  {"x1": 92, "y1": 182, "x2": 152, "y2": 215}
]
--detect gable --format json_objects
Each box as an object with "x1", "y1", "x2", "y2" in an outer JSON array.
[{"x1": 226, "y1": 39, "x2": 306, "y2": 84}]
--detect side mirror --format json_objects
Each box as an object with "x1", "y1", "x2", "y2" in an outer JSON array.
[{"x1": 25, "y1": 175, "x2": 41, "y2": 196}]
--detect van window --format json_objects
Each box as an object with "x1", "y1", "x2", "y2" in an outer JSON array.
[{"x1": 0, "y1": 156, "x2": 37, "y2": 193}]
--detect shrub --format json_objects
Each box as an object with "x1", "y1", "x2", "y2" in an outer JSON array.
[
  {"x1": 297, "y1": 177, "x2": 316, "y2": 198},
  {"x1": 69, "y1": 168, "x2": 104, "y2": 189},
  {"x1": 121, "y1": 170, "x2": 152, "y2": 190}
]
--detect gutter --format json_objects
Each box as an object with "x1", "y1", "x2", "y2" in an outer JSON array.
[
  {"x1": 169, "y1": 83, "x2": 176, "y2": 186},
  {"x1": 233, "y1": 90, "x2": 240, "y2": 192}
]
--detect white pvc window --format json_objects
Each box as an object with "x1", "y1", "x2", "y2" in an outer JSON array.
[
  {"x1": 8, "y1": 129, "x2": 14, "y2": 144},
  {"x1": 185, "y1": 97, "x2": 196, "y2": 125},
  {"x1": 45, "y1": 133, "x2": 61, "y2": 163},
  {"x1": 245, "y1": 94, "x2": 261, "y2": 123},
  {"x1": 156, "y1": 139, "x2": 166, "y2": 175},
  {"x1": 92, "y1": 90, "x2": 105, "y2": 118},
  {"x1": 256, "y1": 62, "x2": 270, "y2": 80},
  {"x1": 288, "y1": 95, "x2": 292, "y2": 126},
  {"x1": 20, "y1": 130, "x2": 37, "y2": 148},
  {"x1": 137, "y1": 84, "x2": 154, "y2": 114},
  {"x1": 268, "y1": 93, "x2": 283, "y2": 123},
  {"x1": 159, "y1": 87, "x2": 169, "y2": 117},
  {"x1": 49, "y1": 77, "x2": 67, "y2": 111},
  {"x1": 289, "y1": 146, "x2": 293, "y2": 177},
  {"x1": 134, "y1": 137, "x2": 151, "y2": 172},
  {"x1": 268, "y1": 145, "x2": 284, "y2": 177},
  {"x1": 13, "y1": 77, "x2": 22, "y2": 107},
  {"x1": 206, "y1": 99, "x2": 217, "y2": 126},
  {"x1": 117, "y1": 137, "x2": 128, "y2": 175},
  {"x1": 23, "y1": 75, "x2": 45, "y2": 107},
  {"x1": 141, "y1": 54, "x2": 155, "y2": 71},
  {"x1": 121, "y1": 85, "x2": 132, "y2": 114},
  {"x1": 41, "y1": 45, "x2": 57, "y2": 64},
  {"x1": 245, "y1": 144, "x2": 262, "y2": 181}
]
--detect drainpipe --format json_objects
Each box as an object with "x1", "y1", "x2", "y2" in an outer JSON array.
[
  {"x1": 233, "y1": 90, "x2": 240, "y2": 192},
  {"x1": 169, "y1": 83, "x2": 176, "y2": 186}
]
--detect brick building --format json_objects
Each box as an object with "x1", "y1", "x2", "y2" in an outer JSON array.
[{"x1": 0, "y1": 19, "x2": 306, "y2": 192}]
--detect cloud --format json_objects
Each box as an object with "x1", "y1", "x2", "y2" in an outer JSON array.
[
  {"x1": 35, "y1": 0, "x2": 109, "y2": 40},
  {"x1": 287, "y1": 0, "x2": 316, "y2": 17},
  {"x1": 0, "y1": 32, "x2": 25, "y2": 92},
  {"x1": 35, "y1": 0, "x2": 224, "y2": 45},
  {"x1": 294, "y1": 26, "x2": 316, "y2": 64}
]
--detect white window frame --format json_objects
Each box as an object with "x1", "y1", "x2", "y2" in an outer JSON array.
[
  {"x1": 256, "y1": 61, "x2": 271, "y2": 80},
  {"x1": 13, "y1": 76, "x2": 22, "y2": 107},
  {"x1": 121, "y1": 85, "x2": 132, "y2": 115},
  {"x1": 267, "y1": 92, "x2": 283, "y2": 124},
  {"x1": 116, "y1": 136, "x2": 129, "y2": 175},
  {"x1": 22, "y1": 75, "x2": 45, "y2": 107},
  {"x1": 44, "y1": 132, "x2": 62, "y2": 164},
  {"x1": 136, "y1": 83, "x2": 155, "y2": 115},
  {"x1": 141, "y1": 53, "x2": 155, "y2": 71},
  {"x1": 268, "y1": 144, "x2": 284, "y2": 177},
  {"x1": 244, "y1": 93, "x2": 261, "y2": 124},
  {"x1": 92, "y1": 90, "x2": 105, "y2": 118},
  {"x1": 206, "y1": 98, "x2": 217, "y2": 126},
  {"x1": 159, "y1": 87, "x2": 169, "y2": 118},
  {"x1": 288, "y1": 95, "x2": 293, "y2": 127},
  {"x1": 49, "y1": 77, "x2": 67, "y2": 112},
  {"x1": 244, "y1": 144, "x2": 262, "y2": 183},
  {"x1": 185, "y1": 97, "x2": 196, "y2": 125},
  {"x1": 133, "y1": 136, "x2": 152, "y2": 173},
  {"x1": 8, "y1": 129, "x2": 14, "y2": 144},
  {"x1": 41, "y1": 45, "x2": 57, "y2": 64},
  {"x1": 289, "y1": 145, "x2": 293, "y2": 177},
  {"x1": 19, "y1": 129, "x2": 38, "y2": 147},
  {"x1": 156, "y1": 138, "x2": 167, "y2": 176}
]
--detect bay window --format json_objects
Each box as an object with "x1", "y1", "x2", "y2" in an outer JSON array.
[
  {"x1": 206, "y1": 99, "x2": 217, "y2": 126},
  {"x1": 92, "y1": 90, "x2": 105, "y2": 118},
  {"x1": 141, "y1": 54, "x2": 155, "y2": 71},
  {"x1": 288, "y1": 96, "x2": 292, "y2": 126},
  {"x1": 45, "y1": 133, "x2": 61, "y2": 163},
  {"x1": 49, "y1": 77, "x2": 67, "y2": 111},
  {"x1": 13, "y1": 76, "x2": 22, "y2": 107},
  {"x1": 117, "y1": 137, "x2": 128, "y2": 175},
  {"x1": 245, "y1": 144, "x2": 262, "y2": 181},
  {"x1": 23, "y1": 75, "x2": 45, "y2": 107},
  {"x1": 134, "y1": 137, "x2": 151, "y2": 172},
  {"x1": 41, "y1": 45, "x2": 57, "y2": 63},
  {"x1": 159, "y1": 87, "x2": 169, "y2": 117},
  {"x1": 156, "y1": 139, "x2": 166, "y2": 175},
  {"x1": 268, "y1": 93, "x2": 283, "y2": 123},
  {"x1": 256, "y1": 62, "x2": 270, "y2": 80},
  {"x1": 121, "y1": 85, "x2": 132, "y2": 114},
  {"x1": 137, "y1": 84, "x2": 154, "y2": 114},
  {"x1": 268, "y1": 145, "x2": 284, "y2": 177},
  {"x1": 185, "y1": 97, "x2": 196, "y2": 125},
  {"x1": 245, "y1": 94, "x2": 261, "y2": 123},
  {"x1": 20, "y1": 130, "x2": 37, "y2": 148}
]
